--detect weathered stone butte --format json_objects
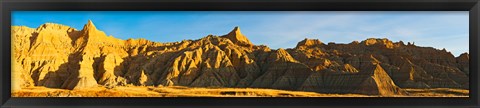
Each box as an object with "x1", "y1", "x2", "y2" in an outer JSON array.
[{"x1": 12, "y1": 21, "x2": 469, "y2": 96}]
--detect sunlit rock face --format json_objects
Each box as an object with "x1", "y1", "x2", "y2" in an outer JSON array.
[{"x1": 12, "y1": 21, "x2": 468, "y2": 95}]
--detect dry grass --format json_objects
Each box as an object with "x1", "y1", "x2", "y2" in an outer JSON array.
[
  {"x1": 401, "y1": 88, "x2": 469, "y2": 97},
  {"x1": 11, "y1": 86, "x2": 469, "y2": 97},
  {"x1": 147, "y1": 86, "x2": 369, "y2": 97},
  {"x1": 12, "y1": 86, "x2": 160, "y2": 97}
]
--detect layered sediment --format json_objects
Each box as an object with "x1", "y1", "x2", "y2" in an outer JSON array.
[{"x1": 12, "y1": 21, "x2": 469, "y2": 96}]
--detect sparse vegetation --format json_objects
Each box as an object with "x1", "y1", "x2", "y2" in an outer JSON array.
[{"x1": 12, "y1": 86, "x2": 468, "y2": 97}]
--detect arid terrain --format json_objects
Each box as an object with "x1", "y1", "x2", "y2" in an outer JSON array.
[
  {"x1": 12, "y1": 86, "x2": 468, "y2": 97},
  {"x1": 12, "y1": 20, "x2": 469, "y2": 97}
]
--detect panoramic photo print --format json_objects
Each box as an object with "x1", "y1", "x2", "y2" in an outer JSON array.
[{"x1": 11, "y1": 11, "x2": 469, "y2": 97}]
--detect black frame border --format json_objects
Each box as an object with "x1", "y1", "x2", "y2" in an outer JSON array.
[{"x1": 1, "y1": 0, "x2": 479, "y2": 107}]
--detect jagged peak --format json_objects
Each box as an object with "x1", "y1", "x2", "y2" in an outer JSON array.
[
  {"x1": 221, "y1": 26, "x2": 253, "y2": 46},
  {"x1": 296, "y1": 38, "x2": 324, "y2": 48},
  {"x1": 270, "y1": 48, "x2": 297, "y2": 63},
  {"x1": 82, "y1": 20, "x2": 97, "y2": 31},
  {"x1": 74, "y1": 20, "x2": 119, "y2": 47},
  {"x1": 457, "y1": 52, "x2": 469, "y2": 59},
  {"x1": 397, "y1": 41, "x2": 405, "y2": 46},
  {"x1": 232, "y1": 26, "x2": 240, "y2": 32}
]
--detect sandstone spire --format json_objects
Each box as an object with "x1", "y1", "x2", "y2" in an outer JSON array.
[
  {"x1": 80, "y1": 20, "x2": 101, "y2": 37},
  {"x1": 222, "y1": 26, "x2": 253, "y2": 46},
  {"x1": 83, "y1": 20, "x2": 97, "y2": 31},
  {"x1": 75, "y1": 20, "x2": 114, "y2": 47}
]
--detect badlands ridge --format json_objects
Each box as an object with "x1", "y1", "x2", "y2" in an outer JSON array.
[{"x1": 12, "y1": 20, "x2": 469, "y2": 97}]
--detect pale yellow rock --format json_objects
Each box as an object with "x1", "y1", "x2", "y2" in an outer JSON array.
[
  {"x1": 221, "y1": 26, "x2": 253, "y2": 46},
  {"x1": 296, "y1": 38, "x2": 324, "y2": 49},
  {"x1": 361, "y1": 38, "x2": 395, "y2": 49},
  {"x1": 11, "y1": 21, "x2": 468, "y2": 96}
]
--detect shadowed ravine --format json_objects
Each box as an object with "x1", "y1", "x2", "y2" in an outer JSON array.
[{"x1": 12, "y1": 20, "x2": 469, "y2": 97}]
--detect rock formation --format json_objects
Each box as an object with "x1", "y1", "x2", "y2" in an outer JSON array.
[
  {"x1": 221, "y1": 26, "x2": 253, "y2": 47},
  {"x1": 12, "y1": 21, "x2": 469, "y2": 96}
]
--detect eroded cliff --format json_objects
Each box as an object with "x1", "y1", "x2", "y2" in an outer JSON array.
[{"x1": 12, "y1": 21, "x2": 469, "y2": 96}]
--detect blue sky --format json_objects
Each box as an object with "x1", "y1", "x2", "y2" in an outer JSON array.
[{"x1": 12, "y1": 11, "x2": 468, "y2": 56}]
